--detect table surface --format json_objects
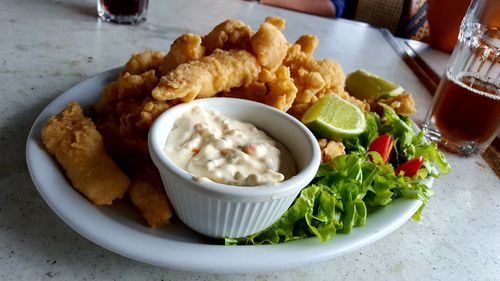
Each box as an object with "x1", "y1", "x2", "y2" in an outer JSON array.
[{"x1": 1, "y1": 0, "x2": 499, "y2": 280}]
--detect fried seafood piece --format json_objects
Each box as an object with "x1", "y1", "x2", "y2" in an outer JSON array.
[
  {"x1": 295, "y1": 35, "x2": 319, "y2": 56},
  {"x1": 129, "y1": 180, "x2": 172, "y2": 227},
  {"x1": 121, "y1": 50, "x2": 165, "y2": 76},
  {"x1": 94, "y1": 70, "x2": 158, "y2": 115},
  {"x1": 96, "y1": 96, "x2": 172, "y2": 157},
  {"x1": 223, "y1": 82, "x2": 267, "y2": 103},
  {"x1": 136, "y1": 97, "x2": 173, "y2": 128},
  {"x1": 152, "y1": 49, "x2": 261, "y2": 102},
  {"x1": 284, "y1": 44, "x2": 346, "y2": 100},
  {"x1": 250, "y1": 22, "x2": 288, "y2": 72},
  {"x1": 160, "y1": 33, "x2": 205, "y2": 76},
  {"x1": 124, "y1": 156, "x2": 173, "y2": 227},
  {"x1": 264, "y1": 66, "x2": 297, "y2": 111},
  {"x1": 282, "y1": 44, "x2": 348, "y2": 119},
  {"x1": 264, "y1": 16, "x2": 286, "y2": 30},
  {"x1": 378, "y1": 94, "x2": 416, "y2": 115},
  {"x1": 318, "y1": 138, "x2": 346, "y2": 163},
  {"x1": 202, "y1": 19, "x2": 253, "y2": 54},
  {"x1": 96, "y1": 116, "x2": 144, "y2": 156},
  {"x1": 41, "y1": 102, "x2": 129, "y2": 205}
]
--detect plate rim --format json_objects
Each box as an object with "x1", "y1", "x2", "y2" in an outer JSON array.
[{"x1": 25, "y1": 67, "x2": 428, "y2": 273}]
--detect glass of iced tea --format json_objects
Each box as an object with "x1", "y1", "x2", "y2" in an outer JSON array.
[
  {"x1": 97, "y1": 0, "x2": 148, "y2": 25},
  {"x1": 423, "y1": 0, "x2": 500, "y2": 156}
]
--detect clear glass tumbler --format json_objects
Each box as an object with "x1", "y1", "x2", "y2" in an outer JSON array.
[
  {"x1": 97, "y1": 0, "x2": 149, "y2": 25},
  {"x1": 423, "y1": 0, "x2": 500, "y2": 156}
]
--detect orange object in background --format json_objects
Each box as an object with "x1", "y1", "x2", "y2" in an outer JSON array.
[{"x1": 427, "y1": 0, "x2": 471, "y2": 52}]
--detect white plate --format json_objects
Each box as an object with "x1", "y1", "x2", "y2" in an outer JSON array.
[{"x1": 26, "y1": 67, "x2": 428, "y2": 274}]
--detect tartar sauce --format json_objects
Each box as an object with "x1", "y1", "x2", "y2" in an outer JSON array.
[{"x1": 164, "y1": 106, "x2": 296, "y2": 186}]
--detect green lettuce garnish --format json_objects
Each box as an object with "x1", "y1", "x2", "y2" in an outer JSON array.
[{"x1": 225, "y1": 105, "x2": 449, "y2": 245}]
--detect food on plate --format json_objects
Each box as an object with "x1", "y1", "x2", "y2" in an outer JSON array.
[
  {"x1": 395, "y1": 156, "x2": 424, "y2": 177},
  {"x1": 294, "y1": 34, "x2": 319, "y2": 56},
  {"x1": 368, "y1": 134, "x2": 394, "y2": 163},
  {"x1": 122, "y1": 155, "x2": 173, "y2": 226},
  {"x1": 263, "y1": 16, "x2": 286, "y2": 30},
  {"x1": 40, "y1": 16, "x2": 450, "y2": 234},
  {"x1": 318, "y1": 138, "x2": 346, "y2": 163},
  {"x1": 201, "y1": 19, "x2": 252, "y2": 54},
  {"x1": 226, "y1": 104, "x2": 451, "y2": 245},
  {"x1": 282, "y1": 44, "x2": 357, "y2": 119},
  {"x1": 345, "y1": 69, "x2": 405, "y2": 101},
  {"x1": 152, "y1": 49, "x2": 261, "y2": 102},
  {"x1": 378, "y1": 94, "x2": 416, "y2": 115},
  {"x1": 345, "y1": 69, "x2": 416, "y2": 115},
  {"x1": 250, "y1": 22, "x2": 288, "y2": 72},
  {"x1": 95, "y1": 70, "x2": 158, "y2": 114},
  {"x1": 41, "y1": 102, "x2": 129, "y2": 205},
  {"x1": 263, "y1": 65, "x2": 298, "y2": 111},
  {"x1": 129, "y1": 180, "x2": 172, "y2": 227},
  {"x1": 160, "y1": 33, "x2": 205, "y2": 75},
  {"x1": 121, "y1": 50, "x2": 165, "y2": 76},
  {"x1": 164, "y1": 106, "x2": 296, "y2": 186},
  {"x1": 301, "y1": 94, "x2": 367, "y2": 140}
]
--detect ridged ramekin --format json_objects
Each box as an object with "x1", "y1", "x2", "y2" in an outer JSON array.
[{"x1": 149, "y1": 98, "x2": 320, "y2": 238}]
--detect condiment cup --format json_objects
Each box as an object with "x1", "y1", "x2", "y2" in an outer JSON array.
[{"x1": 149, "y1": 98, "x2": 321, "y2": 238}]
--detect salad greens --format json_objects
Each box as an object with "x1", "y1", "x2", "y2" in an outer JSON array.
[{"x1": 225, "y1": 105, "x2": 450, "y2": 245}]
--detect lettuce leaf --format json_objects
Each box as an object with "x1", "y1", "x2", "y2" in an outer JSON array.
[{"x1": 225, "y1": 104, "x2": 450, "y2": 245}]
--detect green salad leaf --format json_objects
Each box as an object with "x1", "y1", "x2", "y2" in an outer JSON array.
[{"x1": 225, "y1": 103, "x2": 450, "y2": 245}]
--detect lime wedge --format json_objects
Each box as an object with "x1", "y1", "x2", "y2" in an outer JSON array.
[
  {"x1": 301, "y1": 94, "x2": 366, "y2": 140},
  {"x1": 345, "y1": 69, "x2": 405, "y2": 101}
]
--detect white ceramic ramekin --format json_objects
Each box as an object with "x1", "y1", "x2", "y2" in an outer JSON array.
[{"x1": 149, "y1": 98, "x2": 321, "y2": 238}]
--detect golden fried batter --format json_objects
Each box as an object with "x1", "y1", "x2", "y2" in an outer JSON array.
[
  {"x1": 160, "y1": 33, "x2": 205, "y2": 76},
  {"x1": 152, "y1": 49, "x2": 261, "y2": 102},
  {"x1": 94, "y1": 70, "x2": 158, "y2": 115},
  {"x1": 318, "y1": 138, "x2": 346, "y2": 163},
  {"x1": 295, "y1": 34, "x2": 319, "y2": 56},
  {"x1": 264, "y1": 66, "x2": 297, "y2": 111},
  {"x1": 202, "y1": 19, "x2": 253, "y2": 54},
  {"x1": 284, "y1": 44, "x2": 346, "y2": 97},
  {"x1": 250, "y1": 22, "x2": 288, "y2": 72},
  {"x1": 42, "y1": 17, "x2": 419, "y2": 230},
  {"x1": 122, "y1": 156, "x2": 172, "y2": 227},
  {"x1": 265, "y1": 16, "x2": 286, "y2": 30},
  {"x1": 128, "y1": 180, "x2": 172, "y2": 227},
  {"x1": 41, "y1": 102, "x2": 129, "y2": 205},
  {"x1": 121, "y1": 50, "x2": 165, "y2": 76},
  {"x1": 223, "y1": 82, "x2": 267, "y2": 103}
]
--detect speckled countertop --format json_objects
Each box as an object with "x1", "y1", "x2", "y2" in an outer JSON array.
[{"x1": 1, "y1": 0, "x2": 499, "y2": 280}]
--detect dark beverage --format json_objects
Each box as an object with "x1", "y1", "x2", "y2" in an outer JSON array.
[
  {"x1": 97, "y1": 0, "x2": 148, "y2": 24},
  {"x1": 103, "y1": 0, "x2": 146, "y2": 16},
  {"x1": 424, "y1": 71, "x2": 500, "y2": 154}
]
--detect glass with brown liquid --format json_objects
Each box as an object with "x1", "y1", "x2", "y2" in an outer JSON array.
[
  {"x1": 97, "y1": 0, "x2": 148, "y2": 24},
  {"x1": 423, "y1": 0, "x2": 500, "y2": 156}
]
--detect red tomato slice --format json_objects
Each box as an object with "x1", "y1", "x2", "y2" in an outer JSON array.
[
  {"x1": 368, "y1": 134, "x2": 394, "y2": 163},
  {"x1": 395, "y1": 156, "x2": 424, "y2": 177}
]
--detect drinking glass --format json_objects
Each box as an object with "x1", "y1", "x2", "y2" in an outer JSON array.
[
  {"x1": 97, "y1": 0, "x2": 149, "y2": 25},
  {"x1": 423, "y1": 0, "x2": 500, "y2": 156}
]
